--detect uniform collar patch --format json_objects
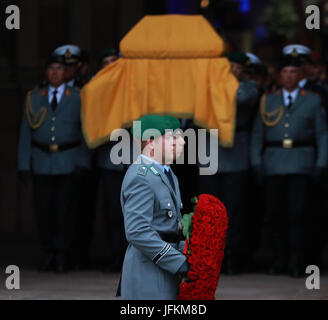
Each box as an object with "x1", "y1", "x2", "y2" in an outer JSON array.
[
  {"x1": 149, "y1": 166, "x2": 160, "y2": 176},
  {"x1": 137, "y1": 166, "x2": 148, "y2": 176}
]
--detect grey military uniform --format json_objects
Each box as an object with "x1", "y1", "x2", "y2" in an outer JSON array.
[
  {"x1": 219, "y1": 80, "x2": 258, "y2": 172},
  {"x1": 120, "y1": 156, "x2": 186, "y2": 300},
  {"x1": 18, "y1": 86, "x2": 90, "y2": 174},
  {"x1": 251, "y1": 90, "x2": 328, "y2": 175}
]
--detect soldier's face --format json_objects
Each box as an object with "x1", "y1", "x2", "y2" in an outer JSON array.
[
  {"x1": 65, "y1": 64, "x2": 80, "y2": 81},
  {"x1": 173, "y1": 130, "x2": 186, "y2": 160},
  {"x1": 162, "y1": 132, "x2": 176, "y2": 164},
  {"x1": 46, "y1": 63, "x2": 65, "y2": 87},
  {"x1": 230, "y1": 62, "x2": 244, "y2": 80},
  {"x1": 308, "y1": 64, "x2": 324, "y2": 82},
  {"x1": 100, "y1": 55, "x2": 119, "y2": 69},
  {"x1": 150, "y1": 132, "x2": 176, "y2": 165},
  {"x1": 280, "y1": 66, "x2": 301, "y2": 91}
]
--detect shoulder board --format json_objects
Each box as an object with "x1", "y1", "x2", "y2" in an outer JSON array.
[
  {"x1": 149, "y1": 166, "x2": 160, "y2": 176},
  {"x1": 27, "y1": 87, "x2": 40, "y2": 96},
  {"x1": 137, "y1": 165, "x2": 148, "y2": 176},
  {"x1": 306, "y1": 89, "x2": 320, "y2": 97}
]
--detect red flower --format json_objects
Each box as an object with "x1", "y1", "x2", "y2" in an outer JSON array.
[{"x1": 177, "y1": 194, "x2": 228, "y2": 300}]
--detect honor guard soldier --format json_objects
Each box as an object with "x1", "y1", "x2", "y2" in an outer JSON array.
[
  {"x1": 53, "y1": 45, "x2": 97, "y2": 270},
  {"x1": 245, "y1": 52, "x2": 269, "y2": 95},
  {"x1": 282, "y1": 44, "x2": 328, "y2": 108},
  {"x1": 283, "y1": 45, "x2": 328, "y2": 270},
  {"x1": 97, "y1": 47, "x2": 120, "y2": 70},
  {"x1": 17, "y1": 54, "x2": 91, "y2": 273},
  {"x1": 95, "y1": 47, "x2": 127, "y2": 273},
  {"x1": 243, "y1": 52, "x2": 269, "y2": 271},
  {"x1": 120, "y1": 115, "x2": 188, "y2": 300},
  {"x1": 250, "y1": 53, "x2": 328, "y2": 277},
  {"x1": 53, "y1": 44, "x2": 84, "y2": 88},
  {"x1": 198, "y1": 51, "x2": 259, "y2": 274}
]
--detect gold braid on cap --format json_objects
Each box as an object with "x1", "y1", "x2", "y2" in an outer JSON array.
[
  {"x1": 260, "y1": 94, "x2": 284, "y2": 127},
  {"x1": 25, "y1": 91, "x2": 47, "y2": 130}
]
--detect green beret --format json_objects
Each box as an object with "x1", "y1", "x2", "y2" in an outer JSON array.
[
  {"x1": 97, "y1": 47, "x2": 119, "y2": 65},
  {"x1": 132, "y1": 115, "x2": 181, "y2": 140},
  {"x1": 226, "y1": 51, "x2": 250, "y2": 66}
]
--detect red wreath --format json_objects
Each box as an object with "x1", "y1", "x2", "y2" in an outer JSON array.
[{"x1": 177, "y1": 194, "x2": 228, "y2": 300}]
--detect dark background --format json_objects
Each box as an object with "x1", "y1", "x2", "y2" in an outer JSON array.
[{"x1": 0, "y1": 0, "x2": 326, "y2": 266}]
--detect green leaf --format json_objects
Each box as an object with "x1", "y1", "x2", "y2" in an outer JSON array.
[{"x1": 181, "y1": 212, "x2": 194, "y2": 242}]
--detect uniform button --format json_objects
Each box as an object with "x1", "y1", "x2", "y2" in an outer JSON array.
[
  {"x1": 286, "y1": 114, "x2": 290, "y2": 117},
  {"x1": 284, "y1": 133, "x2": 289, "y2": 138},
  {"x1": 168, "y1": 203, "x2": 171, "y2": 207},
  {"x1": 285, "y1": 123, "x2": 289, "y2": 128},
  {"x1": 51, "y1": 127, "x2": 55, "y2": 132},
  {"x1": 52, "y1": 117, "x2": 56, "y2": 121},
  {"x1": 51, "y1": 137, "x2": 55, "y2": 142}
]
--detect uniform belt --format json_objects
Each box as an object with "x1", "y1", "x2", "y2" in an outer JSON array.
[
  {"x1": 159, "y1": 232, "x2": 185, "y2": 243},
  {"x1": 32, "y1": 141, "x2": 81, "y2": 153},
  {"x1": 265, "y1": 140, "x2": 314, "y2": 149}
]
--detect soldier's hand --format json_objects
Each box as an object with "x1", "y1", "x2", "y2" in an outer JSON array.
[
  {"x1": 177, "y1": 261, "x2": 189, "y2": 280},
  {"x1": 312, "y1": 167, "x2": 326, "y2": 184},
  {"x1": 18, "y1": 171, "x2": 32, "y2": 186},
  {"x1": 252, "y1": 165, "x2": 264, "y2": 185}
]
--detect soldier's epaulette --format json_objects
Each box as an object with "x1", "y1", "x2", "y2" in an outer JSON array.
[
  {"x1": 137, "y1": 165, "x2": 148, "y2": 176},
  {"x1": 26, "y1": 87, "x2": 40, "y2": 97},
  {"x1": 304, "y1": 89, "x2": 320, "y2": 97}
]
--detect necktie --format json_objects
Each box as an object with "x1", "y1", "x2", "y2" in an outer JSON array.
[
  {"x1": 51, "y1": 90, "x2": 58, "y2": 111},
  {"x1": 287, "y1": 95, "x2": 292, "y2": 109},
  {"x1": 165, "y1": 168, "x2": 176, "y2": 193}
]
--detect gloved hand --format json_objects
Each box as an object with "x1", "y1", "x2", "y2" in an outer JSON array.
[
  {"x1": 252, "y1": 165, "x2": 264, "y2": 185},
  {"x1": 177, "y1": 261, "x2": 189, "y2": 278},
  {"x1": 18, "y1": 171, "x2": 32, "y2": 186},
  {"x1": 312, "y1": 167, "x2": 326, "y2": 184}
]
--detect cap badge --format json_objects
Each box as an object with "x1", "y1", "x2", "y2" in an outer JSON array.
[
  {"x1": 291, "y1": 48, "x2": 299, "y2": 57},
  {"x1": 65, "y1": 49, "x2": 72, "y2": 58}
]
